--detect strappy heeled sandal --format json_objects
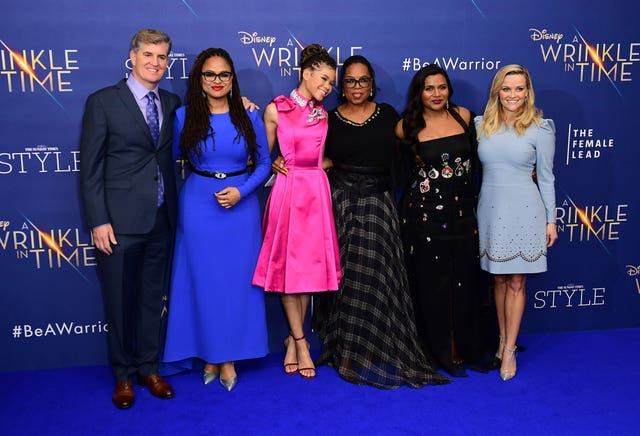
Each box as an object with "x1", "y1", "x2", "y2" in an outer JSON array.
[
  {"x1": 283, "y1": 332, "x2": 298, "y2": 374},
  {"x1": 293, "y1": 334, "x2": 315, "y2": 379}
]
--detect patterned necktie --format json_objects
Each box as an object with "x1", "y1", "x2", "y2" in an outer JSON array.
[
  {"x1": 145, "y1": 92, "x2": 164, "y2": 207},
  {"x1": 145, "y1": 92, "x2": 159, "y2": 145}
]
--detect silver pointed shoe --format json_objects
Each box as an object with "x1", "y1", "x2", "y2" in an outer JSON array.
[
  {"x1": 203, "y1": 369, "x2": 219, "y2": 385},
  {"x1": 219, "y1": 376, "x2": 237, "y2": 392},
  {"x1": 500, "y1": 345, "x2": 517, "y2": 382}
]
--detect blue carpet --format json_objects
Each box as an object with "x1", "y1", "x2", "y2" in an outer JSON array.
[{"x1": 1, "y1": 328, "x2": 638, "y2": 435}]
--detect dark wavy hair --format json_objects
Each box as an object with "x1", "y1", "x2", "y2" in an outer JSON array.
[
  {"x1": 401, "y1": 64, "x2": 457, "y2": 150},
  {"x1": 180, "y1": 48, "x2": 258, "y2": 167},
  {"x1": 299, "y1": 43, "x2": 337, "y2": 77},
  {"x1": 337, "y1": 55, "x2": 377, "y2": 103}
]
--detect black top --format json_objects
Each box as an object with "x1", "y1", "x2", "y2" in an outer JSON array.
[
  {"x1": 325, "y1": 103, "x2": 399, "y2": 169},
  {"x1": 400, "y1": 110, "x2": 479, "y2": 239}
]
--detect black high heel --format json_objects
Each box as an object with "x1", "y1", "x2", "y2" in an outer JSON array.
[
  {"x1": 442, "y1": 361, "x2": 468, "y2": 378},
  {"x1": 487, "y1": 335, "x2": 505, "y2": 370}
]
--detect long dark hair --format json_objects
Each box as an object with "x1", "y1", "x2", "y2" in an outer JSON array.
[
  {"x1": 180, "y1": 48, "x2": 258, "y2": 167},
  {"x1": 337, "y1": 55, "x2": 377, "y2": 103},
  {"x1": 401, "y1": 64, "x2": 457, "y2": 151}
]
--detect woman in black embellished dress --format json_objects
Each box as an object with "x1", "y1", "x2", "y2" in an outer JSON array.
[
  {"x1": 396, "y1": 65, "x2": 484, "y2": 377},
  {"x1": 313, "y1": 56, "x2": 449, "y2": 388}
]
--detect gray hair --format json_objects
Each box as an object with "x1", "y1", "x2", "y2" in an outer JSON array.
[{"x1": 130, "y1": 29, "x2": 172, "y2": 54}]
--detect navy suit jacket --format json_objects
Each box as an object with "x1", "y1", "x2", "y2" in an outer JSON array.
[{"x1": 80, "y1": 79, "x2": 181, "y2": 235}]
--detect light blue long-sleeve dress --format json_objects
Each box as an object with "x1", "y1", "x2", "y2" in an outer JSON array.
[
  {"x1": 163, "y1": 107, "x2": 271, "y2": 367},
  {"x1": 475, "y1": 117, "x2": 556, "y2": 274}
]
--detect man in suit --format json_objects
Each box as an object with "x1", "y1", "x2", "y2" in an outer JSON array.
[{"x1": 80, "y1": 28, "x2": 181, "y2": 409}]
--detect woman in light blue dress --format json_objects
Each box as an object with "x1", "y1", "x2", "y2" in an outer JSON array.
[
  {"x1": 163, "y1": 48, "x2": 270, "y2": 391},
  {"x1": 475, "y1": 64, "x2": 557, "y2": 381}
]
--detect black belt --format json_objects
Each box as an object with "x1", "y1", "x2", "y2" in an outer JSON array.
[
  {"x1": 329, "y1": 165, "x2": 391, "y2": 195},
  {"x1": 332, "y1": 162, "x2": 388, "y2": 175},
  {"x1": 190, "y1": 165, "x2": 247, "y2": 179}
]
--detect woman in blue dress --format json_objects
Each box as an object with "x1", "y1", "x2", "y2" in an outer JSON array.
[
  {"x1": 475, "y1": 64, "x2": 558, "y2": 381},
  {"x1": 163, "y1": 48, "x2": 271, "y2": 391}
]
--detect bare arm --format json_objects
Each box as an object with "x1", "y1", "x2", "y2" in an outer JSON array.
[
  {"x1": 263, "y1": 103, "x2": 278, "y2": 153},
  {"x1": 394, "y1": 119, "x2": 405, "y2": 139}
]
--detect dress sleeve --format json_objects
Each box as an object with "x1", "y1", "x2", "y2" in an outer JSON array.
[
  {"x1": 172, "y1": 107, "x2": 185, "y2": 161},
  {"x1": 473, "y1": 115, "x2": 483, "y2": 132},
  {"x1": 272, "y1": 95, "x2": 295, "y2": 112},
  {"x1": 237, "y1": 109, "x2": 272, "y2": 198},
  {"x1": 535, "y1": 119, "x2": 556, "y2": 223}
]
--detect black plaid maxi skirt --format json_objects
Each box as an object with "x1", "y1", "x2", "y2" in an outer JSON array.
[{"x1": 315, "y1": 169, "x2": 450, "y2": 388}]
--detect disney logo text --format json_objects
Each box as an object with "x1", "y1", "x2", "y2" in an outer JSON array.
[
  {"x1": 626, "y1": 265, "x2": 640, "y2": 276},
  {"x1": 238, "y1": 32, "x2": 276, "y2": 47},
  {"x1": 529, "y1": 28, "x2": 563, "y2": 43}
]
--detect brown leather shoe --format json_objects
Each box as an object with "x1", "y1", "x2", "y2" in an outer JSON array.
[
  {"x1": 112, "y1": 380, "x2": 134, "y2": 409},
  {"x1": 137, "y1": 374, "x2": 174, "y2": 399}
]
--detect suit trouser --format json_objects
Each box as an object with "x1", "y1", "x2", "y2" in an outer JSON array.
[{"x1": 97, "y1": 205, "x2": 171, "y2": 381}]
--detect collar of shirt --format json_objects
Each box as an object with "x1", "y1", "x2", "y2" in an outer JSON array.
[{"x1": 126, "y1": 75, "x2": 164, "y2": 127}]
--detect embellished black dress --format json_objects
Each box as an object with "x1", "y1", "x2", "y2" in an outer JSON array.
[
  {"x1": 315, "y1": 103, "x2": 449, "y2": 388},
  {"x1": 399, "y1": 111, "x2": 483, "y2": 375}
]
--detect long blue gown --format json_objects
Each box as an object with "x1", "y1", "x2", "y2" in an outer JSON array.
[{"x1": 163, "y1": 107, "x2": 271, "y2": 368}]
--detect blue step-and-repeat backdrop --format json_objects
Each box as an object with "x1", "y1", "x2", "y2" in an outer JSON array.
[{"x1": 1, "y1": 1, "x2": 638, "y2": 372}]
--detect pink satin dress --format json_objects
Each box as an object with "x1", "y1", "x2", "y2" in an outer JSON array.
[{"x1": 253, "y1": 91, "x2": 341, "y2": 293}]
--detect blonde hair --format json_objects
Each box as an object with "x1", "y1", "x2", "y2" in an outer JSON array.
[{"x1": 478, "y1": 64, "x2": 542, "y2": 138}]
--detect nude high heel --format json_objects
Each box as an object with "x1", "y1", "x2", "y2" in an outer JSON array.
[{"x1": 500, "y1": 345, "x2": 517, "y2": 381}]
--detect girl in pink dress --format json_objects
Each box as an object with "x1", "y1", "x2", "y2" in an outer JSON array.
[{"x1": 253, "y1": 44, "x2": 340, "y2": 379}]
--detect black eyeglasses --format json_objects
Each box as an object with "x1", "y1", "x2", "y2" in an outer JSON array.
[
  {"x1": 343, "y1": 77, "x2": 372, "y2": 88},
  {"x1": 201, "y1": 71, "x2": 233, "y2": 83}
]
